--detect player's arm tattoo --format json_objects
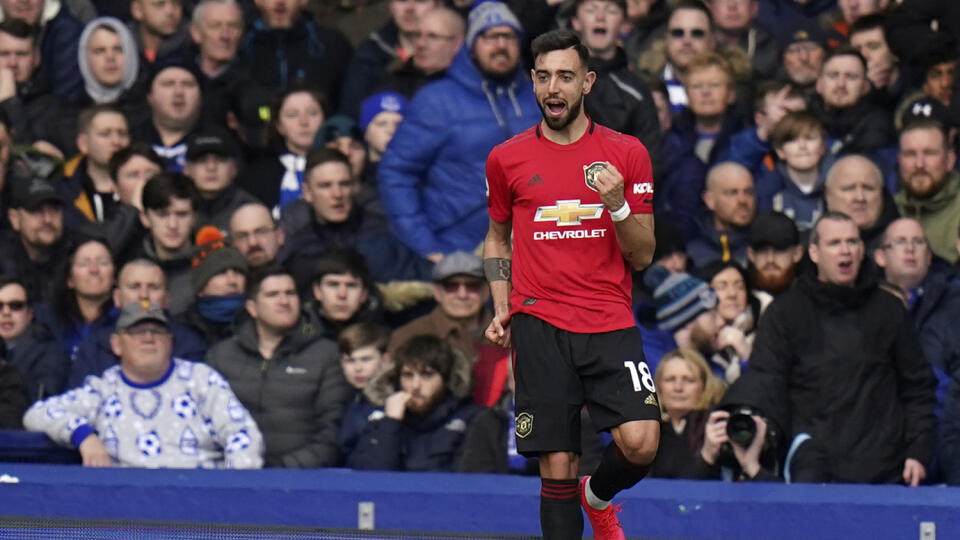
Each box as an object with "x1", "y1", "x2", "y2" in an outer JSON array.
[{"x1": 483, "y1": 258, "x2": 511, "y2": 282}]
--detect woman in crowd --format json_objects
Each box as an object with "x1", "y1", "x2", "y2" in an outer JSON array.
[
  {"x1": 34, "y1": 238, "x2": 116, "y2": 363},
  {"x1": 650, "y1": 348, "x2": 726, "y2": 479},
  {"x1": 240, "y1": 86, "x2": 327, "y2": 211}
]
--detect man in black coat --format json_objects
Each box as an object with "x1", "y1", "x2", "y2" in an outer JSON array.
[
  {"x1": 743, "y1": 211, "x2": 937, "y2": 485},
  {"x1": 570, "y1": 0, "x2": 661, "y2": 171}
]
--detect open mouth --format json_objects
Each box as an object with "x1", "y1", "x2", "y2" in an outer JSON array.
[
  {"x1": 838, "y1": 260, "x2": 854, "y2": 273},
  {"x1": 592, "y1": 27, "x2": 608, "y2": 37},
  {"x1": 544, "y1": 98, "x2": 567, "y2": 117}
]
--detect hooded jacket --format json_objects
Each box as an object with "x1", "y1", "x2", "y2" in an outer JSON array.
[
  {"x1": 344, "y1": 346, "x2": 478, "y2": 471},
  {"x1": 895, "y1": 171, "x2": 960, "y2": 264},
  {"x1": 745, "y1": 264, "x2": 937, "y2": 483},
  {"x1": 378, "y1": 47, "x2": 539, "y2": 257},
  {"x1": 79, "y1": 17, "x2": 141, "y2": 104},
  {"x1": 204, "y1": 316, "x2": 351, "y2": 468}
]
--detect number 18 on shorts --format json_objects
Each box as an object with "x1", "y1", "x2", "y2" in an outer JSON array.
[{"x1": 511, "y1": 314, "x2": 660, "y2": 456}]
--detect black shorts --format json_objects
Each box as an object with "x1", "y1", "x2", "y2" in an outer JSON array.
[{"x1": 512, "y1": 313, "x2": 660, "y2": 457}]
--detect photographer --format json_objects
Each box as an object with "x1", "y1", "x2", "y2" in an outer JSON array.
[{"x1": 700, "y1": 410, "x2": 778, "y2": 481}]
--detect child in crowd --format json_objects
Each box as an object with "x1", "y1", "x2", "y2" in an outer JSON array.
[
  {"x1": 759, "y1": 111, "x2": 836, "y2": 231},
  {"x1": 337, "y1": 322, "x2": 391, "y2": 464}
]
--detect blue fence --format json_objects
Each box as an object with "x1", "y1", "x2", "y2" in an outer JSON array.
[{"x1": 0, "y1": 461, "x2": 958, "y2": 539}]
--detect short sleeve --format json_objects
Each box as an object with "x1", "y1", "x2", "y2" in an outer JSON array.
[
  {"x1": 622, "y1": 141, "x2": 654, "y2": 215},
  {"x1": 486, "y1": 148, "x2": 512, "y2": 224}
]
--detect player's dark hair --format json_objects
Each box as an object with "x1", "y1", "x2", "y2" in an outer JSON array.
[
  {"x1": 531, "y1": 29, "x2": 589, "y2": 68},
  {"x1": 392, "y1": 335, "x2": 455, "y2": 384},
  {"x1": 141, "y1": 172, "x2": 202, "y2": 212},
  {"x1": 109, "y1": 143, "x2": 163, "y2": 182}
]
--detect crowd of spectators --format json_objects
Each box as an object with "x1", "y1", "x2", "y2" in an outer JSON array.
[{"x1": 0, "y1": 0, "x2": 957, "y2": 487}]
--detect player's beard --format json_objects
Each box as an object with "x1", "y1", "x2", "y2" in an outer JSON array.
[
  {"x1": 539, "y1": 95, "x2": 584, "y2": 131},
  {"x1": 750, "y1": 262, "x2": 797, "y2": 295}
]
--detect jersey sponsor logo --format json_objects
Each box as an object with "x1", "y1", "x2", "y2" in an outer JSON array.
[
  {"x1": 534, "y1": 199, "x2": 604, "y2": 226},
  {"x1": 583, "y1": 161, "x2": 607, "y2": 192},
  {"x1": 633, "y1": 182, "x2": 653, "y2": 195},
  {"x1": 515, "y1": 412, "x2": 533, "y2": 438},
  {"x1": 533, "y1": 229, "x2": 607, "y2": 240},
  {"x1": 644, "y1": 394, "x2": 659, "y2": 407}
]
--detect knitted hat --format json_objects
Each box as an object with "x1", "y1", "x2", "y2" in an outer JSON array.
[
  {"x1": 359, "y1": 91, "x2": 407, "y2": 132},
  {"x1": 643, "y1": 265, "x2": 718, "y2": 332},
  {"x1": 191, "y1": 226, "x2": 248, "y2": 294},
  {"x1": 314, "y1": 114, "x2": 364, "y2": 147},
  {"x1": 466, "y1": 1, "x2": 522, "y2": 51}
]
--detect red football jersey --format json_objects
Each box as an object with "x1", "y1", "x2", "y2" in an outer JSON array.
[{"x1": 486, "y1": 120, "x2": 654, "y2": 333}]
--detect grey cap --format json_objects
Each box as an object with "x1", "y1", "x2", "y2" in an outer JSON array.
[
  {"x1": 432, "y1": 251, "x2": 484, "y2": 282},
  {"x1": 115, "y1": 300, "x2": 168, "y2": 331}
]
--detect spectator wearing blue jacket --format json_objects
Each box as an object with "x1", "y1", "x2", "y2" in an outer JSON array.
[
  {"x1": 378, "y1": 1, "x2": 538, "y2": 261},
  {"x1": 67, "y1": 259, "x2": 205, "y2": 390},
  {"x1": 0, "y1": 277, "x2": 67, "y2": 402}
]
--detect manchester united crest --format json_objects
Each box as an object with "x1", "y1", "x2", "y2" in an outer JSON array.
[
  {"x1": 583, "y1": 161, "x2": 607, "y2": 192},
  {"x1": 515, "y1": 412, "x2": 534, "y2": 438}
]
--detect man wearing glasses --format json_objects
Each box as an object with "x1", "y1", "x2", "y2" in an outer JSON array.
[
  {"x1": 229, "y1": 203, "x2": 285, "y2": 270},
  {"x1": 650, "y1": 0, "x2": 715, "y2": 112},
  {"x1": 388, "y1": 251, "x2": 489, "y2": 364},
  {"x1": 0, "y1": 276, "x2": 66, "y2": 402},
  {"x1": 24, "y1": 300, "x2": 264, "y2": 468}
]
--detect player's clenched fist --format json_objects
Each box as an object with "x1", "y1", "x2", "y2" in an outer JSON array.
[
  {"x1": 485, "y1": 311, "x2": 512, "y2": 348},
  {"x1": 592, "y1": 161, "x2": 626, "y2": 212}
]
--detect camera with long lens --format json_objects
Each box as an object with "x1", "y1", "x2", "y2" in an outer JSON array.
[{"x1": 716, "y1": 405, "x2": 778, "y2": 471}]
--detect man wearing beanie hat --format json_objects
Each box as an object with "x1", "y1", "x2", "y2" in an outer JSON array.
[
  {"x1": 183, "y1": 225, "x2": 249, "y2": 345},
  {"x1": 484, "y1": 29, "x2": 658, "y2": 539},
  {"x1": 132, "y1": 57, "x2": 204, "y2": 172},
  {"x1": 637, "y1": 264, "x2": 723, "y2": 375},
  {"x1": 379, "y1": 0, "x2": 538, "y2": 260}
]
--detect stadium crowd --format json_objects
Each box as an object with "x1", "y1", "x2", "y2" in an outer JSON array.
[{"x1": 0, "y1": 0, "x2": 958, "y2": 486}]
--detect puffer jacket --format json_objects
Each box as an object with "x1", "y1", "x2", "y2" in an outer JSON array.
[
  {"x1": 205, "y1": 316, "x2": 351, "y2": 468},
  {"x1": 378, "y1": 47, "x2": 539, "y2": 257}
]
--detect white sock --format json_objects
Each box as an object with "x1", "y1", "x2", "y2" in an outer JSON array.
[{"x1": 584, "y1": 477, "x2": 611, "y2": 510}]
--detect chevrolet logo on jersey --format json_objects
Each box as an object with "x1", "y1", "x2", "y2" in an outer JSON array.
[{"x1": 534, "y1": 200, "x2": 604, "y2": 226}]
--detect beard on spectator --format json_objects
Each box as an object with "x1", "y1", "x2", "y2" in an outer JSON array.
[{"x1": 750, "y1": 262, "x2": 797, "y2": 295}]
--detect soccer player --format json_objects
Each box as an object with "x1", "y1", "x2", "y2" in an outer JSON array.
[{"x1": 483, "y1": 29, "x2": 659, "y2": 540}]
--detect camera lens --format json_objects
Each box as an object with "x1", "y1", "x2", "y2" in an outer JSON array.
[{"x1": 726, "y1": 412, "x2": 756, "y2": 447}]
